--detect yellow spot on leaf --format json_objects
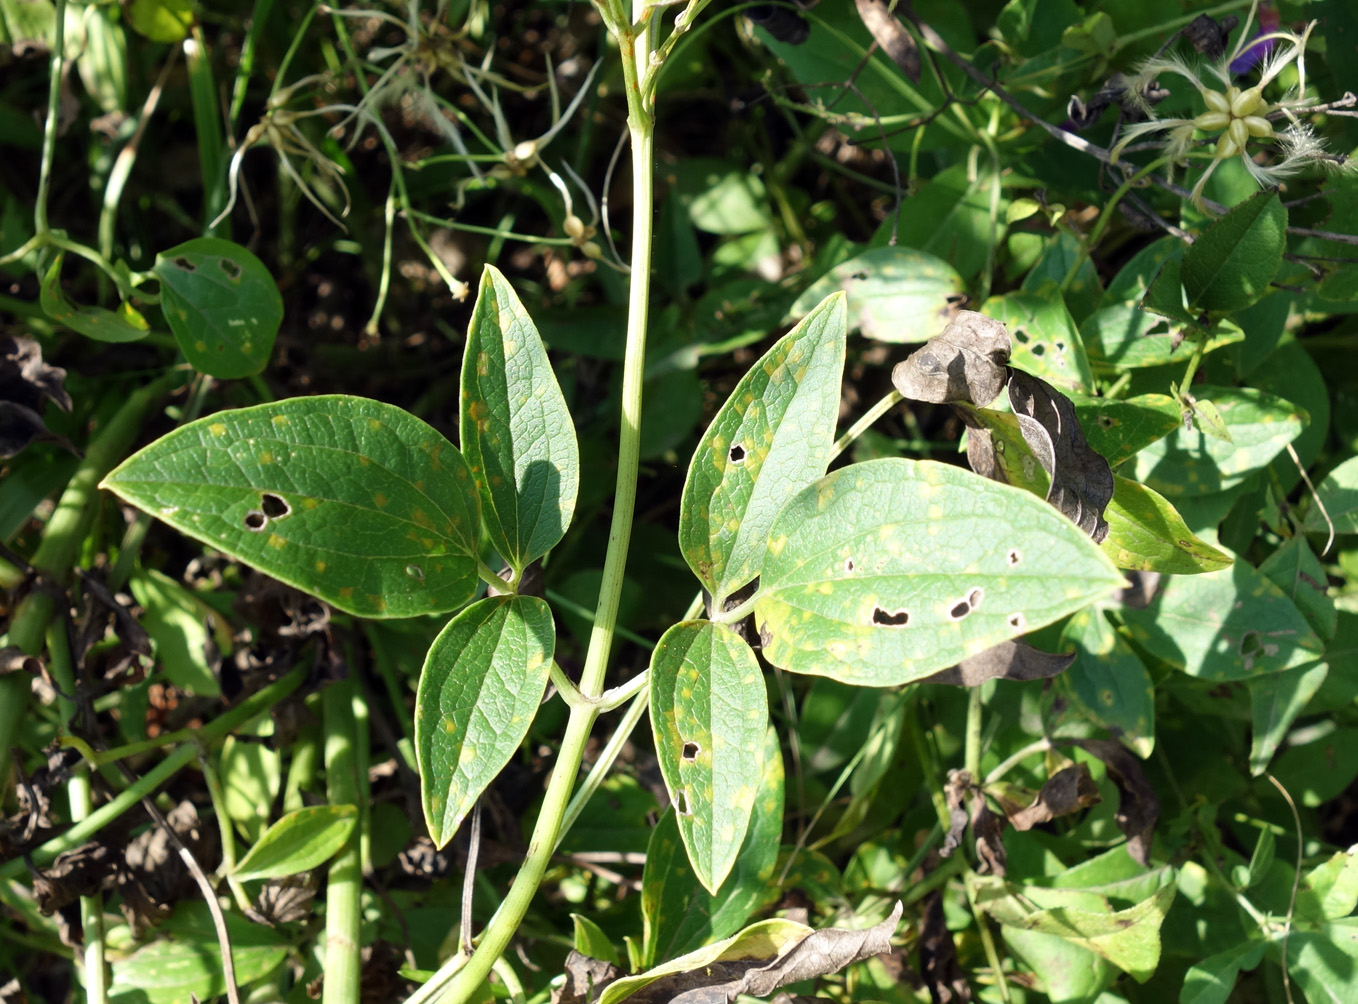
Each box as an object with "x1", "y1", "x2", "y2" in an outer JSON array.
[
  {"x1": 267, "y1": 533, "x2": 286, "y2": 549},
  {"x1": 272, "y1": 414, "x2": 289, "y2": 427},
  {"x1": 315, "y1": 561, "x2": 327, "y2": 573},
  {"x1": 209, "y1": 423, "x2": 227, "y2": 437}
]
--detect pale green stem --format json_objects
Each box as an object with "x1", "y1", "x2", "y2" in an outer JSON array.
[
  {"x1": 323, "y1": 673, "x2": 364, "y2": 1004},
  {"x1": 964, "y1": 686, "x2": 984, "y2": 780},
  {"x1": 557, "y1": 687, "x2": 651, "y2": 845},
  {"x1": 406, "y1": 10, "x2": 657, "y2": 1003},
  {"x1": 46, "y1": 621, "x2": 107, "y2": 1004},
  {"x1": 200, "y1": 751, "x2": 253, "y2": 913},
  {"x1": 33, "y1": 0, "x2": 65, "y2": 235}
]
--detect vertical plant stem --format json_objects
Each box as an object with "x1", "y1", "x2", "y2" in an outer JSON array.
[
  {"x1": 323, "y1": 673, "x2": 364, "y2": 1004},
  {"x1": 45, "y1": 621, "x2": 107, "y2": 1004},
  {"x1": 407, "y1": 11, "x2": 658, "y2": 1004},
  {"x1": 33, "y1": 0, "x2": 66, "y2": 235}
]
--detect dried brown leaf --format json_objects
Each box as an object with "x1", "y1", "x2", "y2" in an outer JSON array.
[
  {"x1": 1004, "y1": 765, "x2": 1101, "y2": 831},
  {"x1": 553, "y1": 951, "x2": 623, "y2": 1004},
  {"x1": 1008, "y1": 371, "x2": 1115, "y2": 543},
  {"x1": 919, "y1": 886, "x2": 972, "y2": 1003},
  {"x1": 1072, "y1": 739, "x2": 1160, "y2": 865},
  {"x1": 854, "y1": 0, "x2": 921, "y2": 83},
  {"x1": 892, "y1": 312, "x2": 1011, "y2": 407}
]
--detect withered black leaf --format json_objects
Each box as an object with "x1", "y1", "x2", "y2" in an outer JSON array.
[
  {"x1": 0, "y1": 336, "x2": 74, "y2": 459},
  {"x1": 1008, "y1": 370, "x2": 1115, "y2": 543},
  {"x1": 1004, "y1": 765, "x2": 1101, "y2": 831},
  {"x1": 32, "y1": 840, "x2": 117, "y2": 914},
  {"x1": 120, "y1": 800, "x2": 219, "y2": 935},
  {"x1": 1183, "y1": 14, "x2": 1238, "y2": 60},
  {"x1": 1072, "y1": 739, "x2": 1159, "y2": 866},
  {"x1": 921, "y1": 641, "x2": 1075, "y2": 687},
  {"x1": 940, "y1": 770, "x2": 972, "y2": 858},
  {"x1": 970, "y1": 794, "x2": 1008, "y2": 877},
  {"x1": 253, "y1": 871, "x2": 320, "y2": 926},
  {"x1": 919, "y1": 884, "x2": 972, "y2": 1003},
  {"x1": 892, "y1": 311, "x2": 1010, "y2": 407},
  {"x1": 744, "y1": 5, "x2": 810, "y2": 45}
]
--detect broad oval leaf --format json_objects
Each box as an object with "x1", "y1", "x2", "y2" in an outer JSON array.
[
  {"x1": 754, "y1": 458, "x2": 1124, "y2": 686},
  {"x1": 1182, "y1": 189, "x2": 1286, "y2": 313},
  {"x1": 982, "y1": 290, "x2": 1094, "y2": 393},
  {"x1": 1120, "y1": 563, "x2": 1323, "y2": 680},
  {"x1": 789, "y1": 246, "x2": 964, "y2": 343},
  {"x1": 650, "y1": 620, "x2": 768, "y2": 894},
  {"x1": 1101, "y1": 475, "x2": 1232, "y2": 574},
  {"x1": 153, "y1": 237, "x2": 282, "y2": 378},
  {"x1": 462, "y1": 265, "x2": 579, "y2": 571},
  {"x1": 415, "y1": 595, "x2": 554, "y2": 848},
  {"x1": 1132, "y1": 385, "x2": 1306, "y2": 497},
  {"x1": 680, "y1": 292, "x2": 847, "y2": 604},
  {"x1": 40, "y1": 253, "x2": 150, "y2": 343},
  {"x1": 1304, "y1": 455, "x2": 1358, "y2": 535},
  {"x1": 101, "y1": 395, "x2": 481, "y2": 618},
  {"x1": 233, "y1": 804, "x2": 358, "y2": 880},
  {"x1": 1080, "y1": 304, "x2": 1243, "y2": 371}
]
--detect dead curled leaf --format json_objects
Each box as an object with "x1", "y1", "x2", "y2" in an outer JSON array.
[
  {"x1": 893, "y1": 313, "x2": 1115, "y2": 544},
  {"x1": 891, "y1": 311, "x2": 1010, "y2": 406},
  {"x1": 622, "y1": 904, "x2": 904, "y2": 1004},
  {"x1": 1009, "y1": 371, "x2": 1115, "y2": 543},
  {"x1": 553, "y1": 951, "x2": 623, "y2": 1004},
  {"x1": 1002, "y1": 765, "x2": 1101, "y2": 831},
  {"x1": 1072, "y1": 739, "x2": 1160, "y2": 866},
  {"x1": 919, "y1": 879, "x2": 973, "y2": 1003},
  {"x1": 854, "y1": 0, "x2": 921, "y2": 83}
]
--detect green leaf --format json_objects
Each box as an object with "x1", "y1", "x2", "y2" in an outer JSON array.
[
  {"x1": 1280, "y1": 919, "x2": 1358, "y2": 1004},
  {"x1": 650, "y1": 621, "x2": 768, "y2": 893},
  {"x1": 572, "y1": 914, "x2": 621, "y2": 967},
  {"x1": 1299, "y1": 850, "x2": 1358, "y2": 923},
  {"x1": 1141, "y1": 257, "x2": 1202, "y2": 329},
  {"x1": 1181, "y1": 190, "x2": 1287, "y2": 313},
  {"x1": 1180, "y1": 941, "x2": 1266, "y2": 1004},
  {"x1": 973, "y1": 876, "x2": 1176, "y2": 981},
  {"x1": 126, "y1": 0, "x2": 193, "y2": 42},
  {"x1": 461, "y1": 265, "x2": 579, "y2": 571},
  {"x1": 1120, "y1": 563, "x2": 1323, "y2": 680},
  {"x1": 896, "y1": 164, "x2": 1008, "y2": 280},
  {"x1": 129, "y1": 568, "x2": 222, "y2": 696},
  {"x1": 101, "y1": 396, "x2": 481, "y2": 619},
  {"x1": 1131, "y1": 386, "x2": 1306, "y2": 497},
  {"x1": 1081, "y1": 303, "x2": 1243, "y2": 371},
  {"x1": 1072, "y1": 393, "x2": 1181, "y2": 469},
  {"x1": 1304, "y1": 455, "x2": 1358, "y2": 535},
  {"x1": 1258, "y1": 535, "x2": 1336, "y2": 641},
  {"x1": 40, "y1": 253, "x2": 149, "y2": 343},
  {"x1": 640, "y1": 725, "x2": 783, "y2": 966},
  {"x1": 982, "y1": 289, "x2": 1094, "y2": 392},
  {"x1": 1101, "y1": 475, "x2": 1232, "y2": 574},
  {"x1": 1248, "y1": 664, "x2": 1329, "y2": 775},
  {"x1": 1060, "y1": 608, "x2": 1156, "y2": 758},
  {"x1": 415, "y1": 596, "x2": 554, "y2": 848},
  {"x1": 1002, "y1": 927, "x2": 1114, "y2": 1003},
  {"x1": 109, "y1": 902, "x2": 289, "y2": 1003},
  {"x1": 753, "y1": 458, "x2": 1124, "y2": 686},
  {"x1": 220, "y1": 734, "x2": 279, "y2": 844},
  {"x1": 680, "y1": 292, "x2": 846, "y2": 604},
  {"x1": 152, "y1": 238, "x2": 282, "y2": 378},
  {"x1": 789, "y1": 246, "x2": 964, "y2": 343},
  {"x1": 672, "y1": 159, "x2": 771, "y2": 234},
  {"x1": 233, "y1": 804, "x2": 358, "y2": 880}
]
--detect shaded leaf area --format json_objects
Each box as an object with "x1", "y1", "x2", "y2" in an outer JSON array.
[
  {"x1": 920, "y1": 640, "x2": 1074, "y2": 687},
  {"x1": 790, "y1": 246, "x2": 963, "y2": 343},
  {"x1": 0, "y1": 335, "x2": 73, "y2": 458},
  {"x1": 101, "y1": 396, "x2": 483, "y2": 618},
  {"x1": 602, "y1": 904, "x2": 902, "y2": 1004},
  {"x1": 754, "y1": 458, "x2": 1123, "y2": 686}
]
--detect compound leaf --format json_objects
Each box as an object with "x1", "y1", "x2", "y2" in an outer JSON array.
[
  {"x1": 102, "y1": 396, "x2": 481, "y2": 619},
  {"x1": 681, "y1": 292, "x2": 846, "y2": 605},
  {"x1": 754, "y1": 458, "x2": 1124, "y2": 686},
  {"x1": 462, "y1": 265, "x2": 579, "y2": 572},
  {"x1": 650, "y1": 620, "x2": 768, "y2": 894},
  {"x1": 416, "y1": 595, "x2": 554, "y2": 848}
]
